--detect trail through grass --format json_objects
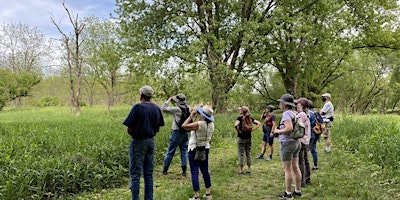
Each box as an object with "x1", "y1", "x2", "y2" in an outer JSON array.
[{"x1": 75, "y1": 129, "x2": 400, "y2": 200}]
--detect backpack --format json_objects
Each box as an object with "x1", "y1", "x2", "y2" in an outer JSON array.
[
  {"x1": 176, "y1": 107, "x2": 190, "y2": 131},
  {"x1": 265, "y1": 114, "x2": 274, "y2": 127},
  {"x1": 313, "y1": 112, "x2": 326, "y2": 134},
  {"x1": 241, "y1": 116, "x2": 253, "y2": 132},
  {"x1": 289, "y1": 111, "x2": 305, "y2": 139}
]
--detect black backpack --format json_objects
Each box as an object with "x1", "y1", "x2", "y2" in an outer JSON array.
[{"x1": 176, "y1": 107, "x2": 190, "y2": 131}]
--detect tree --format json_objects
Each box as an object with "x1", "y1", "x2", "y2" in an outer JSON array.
[
  {"x1": 82, "y1": 17, "x2": 122, "y2": 113},
  {"x1": 51, "y1": 1, "x2": 85, "y2": 116},
  {"x1": 0, "y1": 22, "x2": 47, "y2": 106},
  {"x1": 116, "y1": 0, "x2": 398, "y2": 113}
]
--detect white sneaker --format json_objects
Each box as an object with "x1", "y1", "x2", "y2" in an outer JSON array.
[{"x1": 203, "y1": 193, "x2": 212, "y2": 199}]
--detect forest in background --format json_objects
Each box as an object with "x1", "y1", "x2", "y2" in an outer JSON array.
[{"x1": 1, "y1": 0, "x2": 400, "y2": 114}]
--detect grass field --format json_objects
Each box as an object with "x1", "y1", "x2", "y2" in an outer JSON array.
[{"x1": 1, "y1": 106, "x2": 399, "y2": 200}]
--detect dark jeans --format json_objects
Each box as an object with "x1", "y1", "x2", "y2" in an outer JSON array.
[
  {"x1": 309, "y1": 132, "x2": 320, "y2": 167},
  {"x1": 163, "y1": 130, "x2": 188, "y2": 168},
  {"x1": 129, "y1": 138, "x2": 155, "y2": 200},
  {"x1": 188, "y1": 149, "x2": 212, "y2": 191},
  {"x1": 299, "y1": 142, "x2": 311, "y2": 184}
]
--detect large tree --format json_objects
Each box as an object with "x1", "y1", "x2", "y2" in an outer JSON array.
[
  {"x1": 0, "y1": 22, "x2": 47, "y2": 107},
  {"x1": 82, "y1": 17, "x2": 122, "y2": 113},
  {"x1": 116, "y1": 0, "x2": 398, "y2": 112}
]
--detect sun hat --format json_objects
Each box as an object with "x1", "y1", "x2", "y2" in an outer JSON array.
[
  {"x1": 294, "y1": 98, "x2": 309, "y2": 108},
  {"x1": 139, "y1": 85, "x2": 154, "y2": 98},
  {"x1": 322, "y1": 93, "x2": 331, "y2": 99},
  {"x1": 277, "y1": 94, "x2": 295, "y2": 107},
  {"x1": 197, "y1": 105, "x2": 214, "y2": 122},
  {"x1": 171, "y1": 93, "x2": 187, "y2": 106}
]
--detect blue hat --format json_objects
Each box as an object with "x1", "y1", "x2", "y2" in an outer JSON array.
[{"x1": 196, "y1": 105, "x2": 214, "y2": 122}]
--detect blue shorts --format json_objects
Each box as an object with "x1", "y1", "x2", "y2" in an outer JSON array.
[{"x1": 262, "y1": 131, "x2": 274, "y2": 145}]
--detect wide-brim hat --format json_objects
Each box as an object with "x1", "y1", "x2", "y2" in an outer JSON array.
[
  {"x1": 171, "y1": 93, "x2": 187, "y2": 105},
  {"x1": 277, "y1": 94, "x2": 295, "y2": 107},
  {"x1": 322, "y1": 93, "x2": 331, "y2": 99},
  {"x1": 197, "y1": 105, "x2": 214, "y2": 122}
]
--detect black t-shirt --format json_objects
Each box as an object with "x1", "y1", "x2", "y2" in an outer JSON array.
[
  {"x1": 123, "y1": 102, "x2": 165, "y2": 139},
  {"x1": 236, "y1": 116, "x2": 255, "y2": 139}
]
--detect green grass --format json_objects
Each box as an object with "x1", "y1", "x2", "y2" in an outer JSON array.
[{"x1": 1, "y1": 107, "x2": 399, "y2": 199}]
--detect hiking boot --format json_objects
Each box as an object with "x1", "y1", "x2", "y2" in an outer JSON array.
[
  {"x1": 293, "y1": 191, "x2": 302, "y2": 197},
  {"x1": 278, "y1": 192, "x2": 293, "y2": 199},
  {"x1": 256, "y1": 154, "x2": 264, "y2": 159},
  {"x1": 203, "y1": 193, "x2": 212, "y2": 199},
  {"x1": 162, "y1": 166, "x2": 168, "y2": 175},
  {"x1": 182, "y1": 166, "x2": 187, "y2": 177}
]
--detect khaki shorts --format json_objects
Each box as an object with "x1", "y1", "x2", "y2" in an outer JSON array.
[{"x1": 322, "y1": 121, "x2": 332, "y2": 138}]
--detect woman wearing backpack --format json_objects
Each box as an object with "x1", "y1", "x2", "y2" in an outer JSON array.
[
  {"x1": 234, "y1": 106, "x2": 261, "y2": 174},
  {"x1": 273, "y1": 94, "x2": 303, "y2": 199}
]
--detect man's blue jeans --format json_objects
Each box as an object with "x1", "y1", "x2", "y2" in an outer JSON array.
[
  {"x1": 309, "y1": 132, "x2": 319, "y2": 167},
  {"x1": 163, "y1": 130, "x2": 188, "y2": 168},
  {"x1": 129, "y1": 138, "x2": 155, "y2": 200}
]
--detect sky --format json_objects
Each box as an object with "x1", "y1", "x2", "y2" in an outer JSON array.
[{"x1": 0, "y1": 0, "x2": 116, "y2": 39}]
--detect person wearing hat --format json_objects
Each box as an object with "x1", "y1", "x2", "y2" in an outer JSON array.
[
  {"x1": 161, "y1": 93, "x2": 191, "y2": 176},
  {"x1": 273, "y1": 94, "x2": 302, "y2": 199},
  {"x1": 123, "y1": 85, "x2": 165, "y2": 200},
  {"x1": 182, "y1": 105, "x2": 215, "y2": 200},
  {"x1": 320, "y1": 93, "x2": 334, "y2": 153},
  {"x1": 294, "y1": 98, "x2": 311, "y2": 187},
  {"x1": 234, "y1": 106, "x2": 261, "y2": 174},
  {"x1": 256, "y1": 105, "x2": 277, "y2": 161}
]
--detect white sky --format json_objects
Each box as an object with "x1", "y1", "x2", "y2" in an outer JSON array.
[{"x1": 0, "y1": 0, "x2": 116, "y2": 39}]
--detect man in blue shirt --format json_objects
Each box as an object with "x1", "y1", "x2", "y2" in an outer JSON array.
[{"x1": 123, "y1": 85, "x2": 165, "y2": 200}]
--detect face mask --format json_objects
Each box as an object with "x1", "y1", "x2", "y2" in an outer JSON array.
[{"x1": 322, "y1": 97, "x2": 326, "y2": 102}]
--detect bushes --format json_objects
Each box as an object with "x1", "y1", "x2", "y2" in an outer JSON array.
[
  {"x1": 34, "y1": 96, "x2": 60, "y2": 107},
  {"x1": 334, "y1": 114, "x2": 400, "y2": 182}
]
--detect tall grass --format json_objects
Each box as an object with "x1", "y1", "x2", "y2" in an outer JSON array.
[{"x1": 1, "y1": 107, "x2": 399, "y2": 199}]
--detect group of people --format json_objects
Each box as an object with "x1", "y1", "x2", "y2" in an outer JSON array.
[
  {"x1": 233, "y1": 93, "x2": 334, "y2": 199},
  {"x1": 122, "y1": 85, "x2": 334, "y2": 200}
]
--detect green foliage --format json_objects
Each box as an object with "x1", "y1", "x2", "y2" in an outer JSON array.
[
  {"x1": 33, "y1": 96, "x2": 60, "y2": 107},
  {"x1": 334, "y1": 114, "x2": 400, "y2": 182},
  {"x1": 0, "y1": 107, "x2": 130, "y2": 199}
]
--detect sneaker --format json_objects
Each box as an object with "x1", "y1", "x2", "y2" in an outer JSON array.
[
  {"x1": 293, "y1": 191, "x2": 302, "y2": 197},
  {"x1": 265, "y1": 157, "x2": 272, "y2": 161},
  {"x1": 189, "y1": 197, "x2": 199, "y2": 200},
  {"x1": 256, "y1": 154, "x2": 264, "y2": 159},
  {"x1": 203, "y1": 193, "x2": 212, "y2": 199},
  {"x1": 278, "y1": 191, "x2": 293, "y2": 199},
  {"x1": 312, "y1": 166, "x2": 319, "y2": 170}
]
